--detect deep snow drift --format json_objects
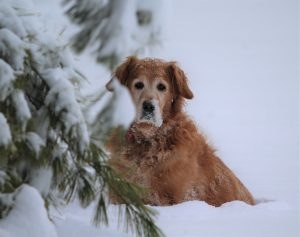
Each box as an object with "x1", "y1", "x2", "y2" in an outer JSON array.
[
  {"x1": 54, "y1": 199, "x2": 299, "y2": 237},
  {"x1": 0, "y1": 185, "x2": 57, "y2": 237}
]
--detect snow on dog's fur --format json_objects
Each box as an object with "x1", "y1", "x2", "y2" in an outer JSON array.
[{"x1": 106, "y1": 56, "x2": 255, "y2": 206}]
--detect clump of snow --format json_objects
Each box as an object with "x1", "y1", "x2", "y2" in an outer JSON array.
[
  {"x1": 0, "y1": 28, "x2": 26, "y2": 71},
  {"x1": 0, "y1": 2, "x2": 27, "y2": 37},
  {"x1": 24, "y1": 132, "x2": 45, "y2": 155},
  {"x1": 0, "y1": 113, "x2": 12, "y2": 146},
  {"x1": 0, "y1": 185, "x2": 58, "y2": 237},
  {"x1": 0, "y1": 59, "x2": 14, "y2": 101},
  {"x1": 11, "y1": 90, "x2": 31, "y2": 124},
  {"x1": 8, "y1": 0, "x2": 40, "y2": 37}
]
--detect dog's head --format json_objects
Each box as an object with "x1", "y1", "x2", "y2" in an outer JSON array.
[{"x1": 106, "y1": 56, "x2": 193, "y2": 128}]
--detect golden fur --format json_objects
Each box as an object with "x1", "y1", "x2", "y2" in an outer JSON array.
[{"x1": 106, "y1": 56, "x2": 255, "y2": 206}]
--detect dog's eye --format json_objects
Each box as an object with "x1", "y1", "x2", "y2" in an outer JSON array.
[
  {"x1": 157, "y1": 83, "x2": 166, "y2": 92},
  {"x1": 134, "y1": 82, "x2": 144, "y2": 90}
]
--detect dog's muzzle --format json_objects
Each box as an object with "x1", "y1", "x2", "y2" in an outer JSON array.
[{"x1": 137, "y1": 100, "x2": 162, "y2": 127}]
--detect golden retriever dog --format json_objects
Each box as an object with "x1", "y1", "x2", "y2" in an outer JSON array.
[{"x1": 106, "y1": 56, "x2": 255, "y2": 206}]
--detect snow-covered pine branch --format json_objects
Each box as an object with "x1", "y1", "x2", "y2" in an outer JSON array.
[
  {"x1": 64, "y1": 0, "x2": 168, "y2": 69},
  {"x1": 0, "y1": 0, "x2": 90, "y2": 219}
]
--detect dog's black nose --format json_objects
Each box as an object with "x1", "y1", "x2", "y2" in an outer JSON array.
[{"x1": 143, "y1": 101, "x2": 155, "y2": 113}]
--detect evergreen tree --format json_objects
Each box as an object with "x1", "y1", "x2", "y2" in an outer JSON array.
[
  {"x1": 63, "y1": 0, "x2": 165, "y2": 69},
  {"x1": 0, "y1": 1, "x2": 162, "y2": 237}
]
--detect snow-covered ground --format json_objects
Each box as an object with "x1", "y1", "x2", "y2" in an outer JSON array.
[
  {"x1": 0, "y1": 185, "x2": 57, "y2": 237},
  {"x1": 2, "y1": 0, "x2": 299, "y2": 237}
]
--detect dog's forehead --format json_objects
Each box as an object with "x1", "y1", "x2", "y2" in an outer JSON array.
[{"x1": 131, "y1": 59, "x2": 169, "y2": 79}]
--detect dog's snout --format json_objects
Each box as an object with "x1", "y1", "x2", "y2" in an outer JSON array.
[{"x1": 143, "y1": 101, "x2": 155, "y2": 113}]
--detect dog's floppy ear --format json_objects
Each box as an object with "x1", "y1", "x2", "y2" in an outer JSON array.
[
  {"x1": 106, "y1": 56, "x2": 138, "y2": 92},
  {"x1": 168, "y1": 62, "x2": 193, "y2": 99}
]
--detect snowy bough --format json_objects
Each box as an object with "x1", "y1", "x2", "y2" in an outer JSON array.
[
  {"x1": 0, "y1": 1, "x2": 162, "y2": 237},
  {"x1": 63, "y1": 0, "x2": 167, "y2": 69}
]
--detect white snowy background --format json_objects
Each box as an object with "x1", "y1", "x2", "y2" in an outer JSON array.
[{"x1": 1, "y1": 0, "x2": 299, "y2": 237}]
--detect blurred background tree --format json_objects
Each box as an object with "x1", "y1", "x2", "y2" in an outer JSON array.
[{"x1": 63, "y1": 0, "x2": 167, "y2": 144}]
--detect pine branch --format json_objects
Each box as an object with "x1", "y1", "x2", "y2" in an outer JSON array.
[
  {"x1": 63, "y1": 0, "x2": 112, "y2": 54},
  {"x1": 88, "y1": 145, "x2": 164, "y2": 237}
]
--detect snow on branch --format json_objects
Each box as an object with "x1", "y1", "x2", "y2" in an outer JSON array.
[
  {"x1": 0, "y1": 0, "x2": 90, "y2": 208},
  {"x1": 64, "y1": 0, "x2": 168, "y2": 69},
  {"x1": 0, "y1": 59, "x2": 15, "y2": 101},
  {"x1": 0, "y1": 113, "x2": 12, "y2": 147},
  {"x1": 0, "y1": 28, "x2": 26, "y2": 71}
]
